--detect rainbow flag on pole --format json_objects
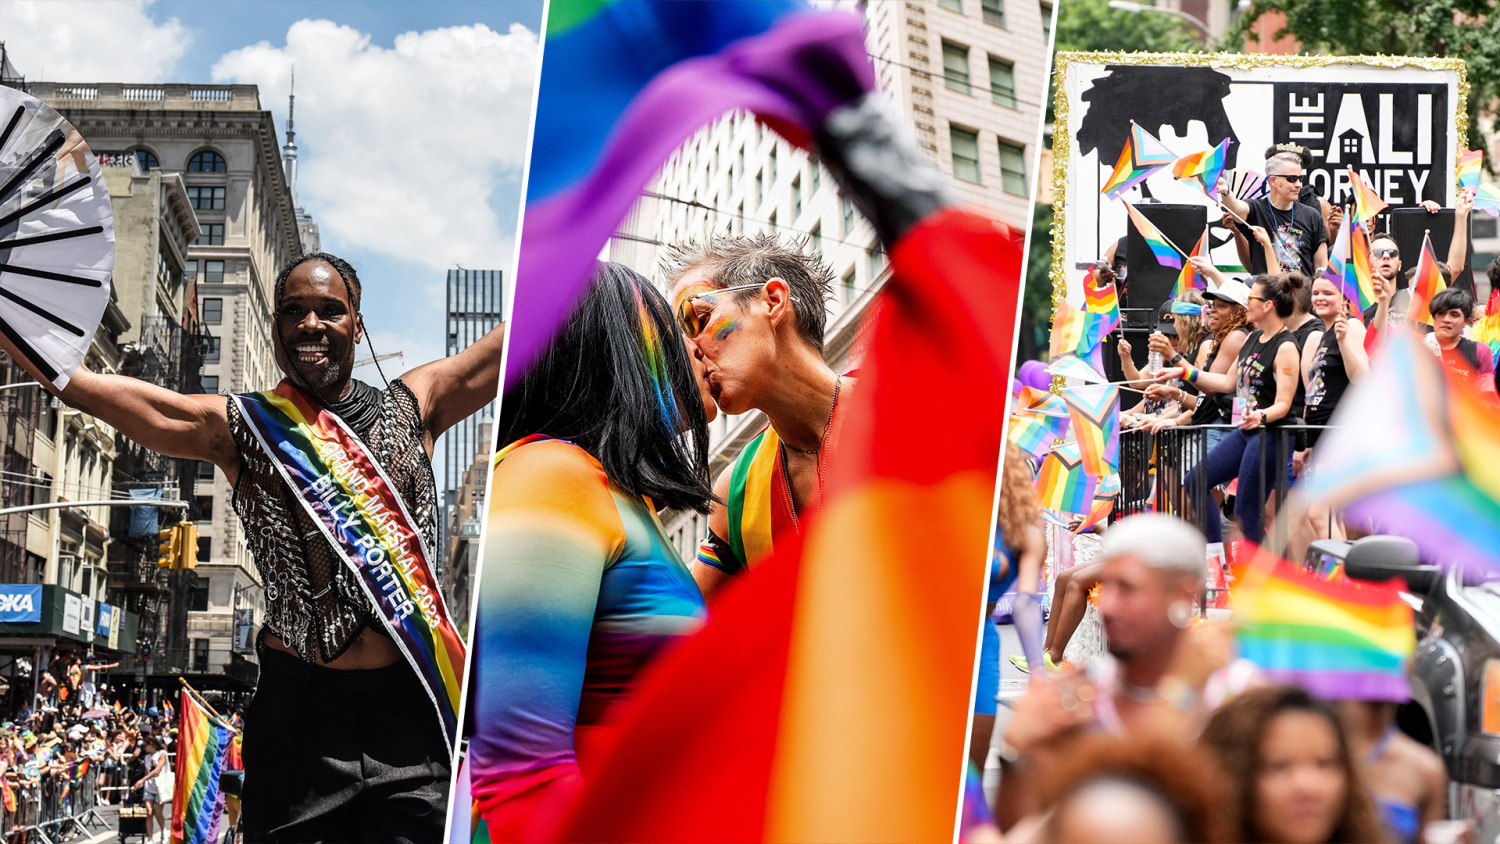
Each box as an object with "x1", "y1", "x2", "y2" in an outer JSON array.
[
  {"x1": 171, "y1": 689, "x2": 234, "y2": 844},
  {"x1": 1101, "y1": 123, "x2": 1177, "y2": 199},
  {"x1": 1458, "y1": 149, "x2": 1483, "y2": 191},
  {"x1": 1472, "y1": 288, "x2": 1500, "y2": 360},
  {"x1": 1408, "y1": 231, "x2": 1447, "y2": 325},
  {"x1": 1475, "y1": 183, "x2": 1500, "y2": 217},
  {"x1": 1009, "y1": 411, "x2": 1069, "y2": 459},
  {"x1": 1173, "y1": 229, "x2": 1210, "y2": 295},
  {"x1": 1123, "y1": 201, "x2": 1185, "y2": 270},
  {"x1": 1234, "y1": 557, "x2": 1415, "y2": 701},
  {"x1": 1083, "y1": 266, "x2": 1120, "y2": 334},
  {"x1": 1300, "y1": 333, "x2": 1500, "y2": 577},
  {"x1": 1172, "y1": 138, "x2": 1230, "y2": 201},
  {"x1": 1037, "y1": 442, "x2": 1095, "y2": 516},
  {"x1": 1323, "y1": 210, "x2": 1376, "y2": 310},
  {"x1": 1347, "y1": 168, "x2": 1389, "y2": 224}
]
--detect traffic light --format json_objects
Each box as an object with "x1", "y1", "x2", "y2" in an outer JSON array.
[
  {"x1": 157, "y1": 523, "x2": 181, "y2": 568},
  {"x1": 179, "y1": 522, "x2": 200, "y2": 570}
]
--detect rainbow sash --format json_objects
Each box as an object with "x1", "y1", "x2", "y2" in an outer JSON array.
[{"x1": 231, "y1": 381, "x2": 466, "y2": 751}]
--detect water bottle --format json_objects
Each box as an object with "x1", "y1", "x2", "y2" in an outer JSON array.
[{"x1": 1147, "y1": 338, "x2": 1163, "y2": 376}]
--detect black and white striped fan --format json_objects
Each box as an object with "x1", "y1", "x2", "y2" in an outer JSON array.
[{"x1": 0, "y1": 85, "x2": 113, "y2": 391}]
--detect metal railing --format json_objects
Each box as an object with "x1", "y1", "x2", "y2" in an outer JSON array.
[{"x1": 2, "y1": 764, "x2": 109, "y2": 844}]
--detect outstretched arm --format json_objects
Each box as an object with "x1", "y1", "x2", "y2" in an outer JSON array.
[{"x1": 401, "y1": 321, "x2": 507, "y2": 444}]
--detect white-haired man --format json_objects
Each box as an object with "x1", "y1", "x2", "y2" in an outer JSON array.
[{"x1": 1222, "y1": 151, "x2": 1329, "y2": 277}]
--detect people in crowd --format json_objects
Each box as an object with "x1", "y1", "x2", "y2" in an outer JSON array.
[
  {"x1": 1336, "y1": 700, "x2": 1449, "y2": 844},
  {"x1": 1424, "y1": 287, "x2": 1498, "y2": 401}
]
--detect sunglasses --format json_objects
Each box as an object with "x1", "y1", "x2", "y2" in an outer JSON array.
[
  {"x1": 1273, "y1": 173, "x2": 1304, "y2": 184},
  {"x1": 1247, "y1": 294, "x2": 1270, "y2": 303},
  {"x1": 676, "y1": 283, "x2": 768, "y2": 337},
  {"x1": 1370, "y1": 247, "x2": 1399, "y2": 259}
]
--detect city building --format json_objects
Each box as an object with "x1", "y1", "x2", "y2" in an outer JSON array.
[
  {"x1": 606, "y1": 0, "x2": 1051, "y2": 562},
  {"x1": 442, "y1": 414, "x2": 493, "y2": 627},
  {"x1": 34, "y1": 81, "x2": 310, "y2": 690},
  {"x1": 439, "y1": 268, "x2": 505, "y2": 598}
]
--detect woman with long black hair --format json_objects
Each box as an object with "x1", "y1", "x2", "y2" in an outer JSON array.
[{"x1": 469, "y1": 262, "x2": 718, "y2": 841}]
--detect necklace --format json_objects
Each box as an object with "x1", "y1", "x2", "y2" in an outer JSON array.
[
  {"x1": 1118, "y1": 679, "x2": 1160, "y2": 704},
  {"x1": 779, "y1": 376, "x2": 841, "y2": 534}
]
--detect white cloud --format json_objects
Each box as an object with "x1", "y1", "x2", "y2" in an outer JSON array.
[
  {"x1": 0, "y1": 0, "x2": 188, "y2": 82},
  {"x1": 211, "y1": 19, "x2": 537, "y2": 273}
]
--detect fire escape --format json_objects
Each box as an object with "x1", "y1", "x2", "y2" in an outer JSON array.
[{"x1": 0, "y1": 361, "x2": 39, "y2": 584}]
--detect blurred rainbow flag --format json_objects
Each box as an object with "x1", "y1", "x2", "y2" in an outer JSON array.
[
  {"x1": 1172, "y1": 138, "x2": 1230, "y2": 201},
  {"x1": 1324, "y1": 209, "x2": 1376, "y2": 310},
  {"x1": 1037, "y1": 441, "x2": 1095, "y2": 516},
  {"x1": 171, "y1": 690, "x2": 234, "y2": 844},
  {"x1": 1300, "y1": 333, "x2": 1500, "y2": 577},
  {"x1": 1234, "y1": 558, "x2": 1414, "y2": 701},
  {"x1": 1010, "y1": 411, "x2": 1069, "y2": 459},
  {"x1": 1101, "y1": 123, "x2": 1177, "y2": 199},
  {"x1": 1347, "y1": 168, "x2": 1389, "y2": 223},
  {"x1": 562, "y1": 208, "x2": 1022, "y2": 842},
  {"x1": 1083, "y1": 266, "x2": 1120, "y2": 334},
  {"x1": 1408, "y1": 231, "x2": 1447, "y2": 325},
  {"x1": 505, "y1": 1, "x2": 866, "y2": 386},
  {"x1": 1016, "y1": 385, "x2": 1068, "y2": 418},
  {"x1": 1472, "y1": 288, "x2": 1500, "y2": 360},
  {"x1": 1123, "y1": 201, "x2": 1185, "y2": 271},
  {"x1": 1173, "y1": 229, "x2": 1210, "y2": 295},
  {"x1": 1062, "y1": 382, "x2": 1120, "y2": 478},
  {"x1": 1458, "y1": 149, "x2": 1483, "y2": 190},
  {"x1": 1476, "y1": 183, "x2": 1500, "y2": 217}
]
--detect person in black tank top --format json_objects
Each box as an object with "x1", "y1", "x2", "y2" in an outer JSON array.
[{"x1": 1169, "y1": 274, "x2": 1307, "y2": 543}]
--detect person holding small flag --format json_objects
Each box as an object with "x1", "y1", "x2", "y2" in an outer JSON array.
[{"x1": 1221, "y1": 152, "x2": 1328, "y2": 278}]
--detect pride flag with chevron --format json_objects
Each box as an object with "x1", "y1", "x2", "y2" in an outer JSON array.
[{"x1": 1101, "y1": 123, "x2": 1178, "y2": 199}]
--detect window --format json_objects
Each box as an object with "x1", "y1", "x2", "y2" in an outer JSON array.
[
  {"x1": 811, "y1": 162, "x2": 820, "y2": 194},
  {"x1": 197, "y1": 461, "x2": 216, "y2": 481},
  {"x1": 187, "y1": 186, "x2": 225, "y2": 211},
  {"x1": 202, "y1": 297, "x2": 222, "y2": 324},
  {"x1": 982, "y1": 0, "x2": 1006, "y2": 26},
  {"x1": 196, "y1": 537, "x2": 211, "y2": 564},
  {"x1": 768, "y1": 210, "x2": 777, "y2": 232},
  {"x1": 939, "y1": 0, "x2": 962, "y2": 10},
  {"x1": 187, "y1": 150, "x2": 227, "y2": 172},
  {"x1": 203, "y1": 260, "x2": 224, "y2": 283},
  {"x1": 942, "y1": 42, "x2": 971, "y2": 95},
  {"x1": 870, "y1": 248, "x2": 886, "y2": 279},
  {"x1": 1041, "y1": 2, "x2": 1053, "y2": 42},
  {"x1": 194, "y1": 495, "x2": 213, "y2": 521},
  {"x1": 843, "y1": 268, "x2": 857, "y2": 306},
  {"x1": 811, "y1": 222, "x2": 822, "y2": 254},
  {"x1": 843, "y1": 197, "x2": 855, "y2": 234},
  {"x1": 999, "y1": 140, "x2": 1028, "y2": 195},
  {"x1": 200, "y1": 375, "x2": 219, "y2": 393},
  {"x1": 195, "y1": 223, "x2": 224, "y2": 246},
  {"x1": 183, "y1": 260, "x2": 197, "y2": 283},
  {"x1": 738, "y1": 146, "x2": 744, "y2": 182},
  {"x1": 202, "y1": 337, "x2": 221, "y2": 363},
  {"x1": 191, "y1": 638, "x2": 209, "y2": 671},
  {"x1": 792, "y1": 175, "x2": 801, "y2": 218},
  {"x1": 989, "y1": 58, "x2": 1017, "y2": 108},
  {"x1": 951, "y1": 126, "x2": 982, "y2": 183},
  {"x1": 134, "y1": 149, "x2": 158, "y2": 172},
  {"x1": 737, "y1": 202, "x2": 744, "y2": 234},
  {"x1": 756, "y1": 172, "x2": 763, "y2": 207},
  {"x1": 1474, "y1": 217, "x2": 1498, "y2": 239},
  {"x1": 769, "y1": 147, "x2": 777, "y2": 183}
]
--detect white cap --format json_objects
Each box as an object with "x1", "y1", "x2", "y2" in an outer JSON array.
[{"x1": 1205, "y1": 278, "x2": 1251, "y2": 307}]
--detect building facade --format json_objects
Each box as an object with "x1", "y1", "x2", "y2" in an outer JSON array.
[
  {"x1": 34, "y1": 81, "x2": 309, "y2": 686},
  {"x1": 607, "y1": 0, "x2": 1052, "y2": 562}
]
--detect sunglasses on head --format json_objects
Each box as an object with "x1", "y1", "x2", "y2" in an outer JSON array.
[
  {"x1": 675, "y1": 282, "x2": 768, "y2": 337},
  {"x1": 1370, "y1": 247, "x2": 1399, "y2": 259}
]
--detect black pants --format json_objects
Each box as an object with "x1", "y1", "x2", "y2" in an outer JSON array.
[{"x1": 242, "y1": 645, "x2": 451, "y2": 843}]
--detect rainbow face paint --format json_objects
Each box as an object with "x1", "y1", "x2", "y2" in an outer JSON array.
[{"x1": 706, "y1": 313, "x2": 740, "y2": 340}]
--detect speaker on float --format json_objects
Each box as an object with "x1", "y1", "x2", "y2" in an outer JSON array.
[
  {"x1": 1120, "y1": 203, "x2": 1209, "y2": 311},
  {"x1": 1387, "y1": 207, "x2": 1475, "y2": 293}
]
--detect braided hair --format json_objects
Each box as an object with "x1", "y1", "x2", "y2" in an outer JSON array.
[{"x1": 271, "y1": 252, "x2": 389, "y2": 387}]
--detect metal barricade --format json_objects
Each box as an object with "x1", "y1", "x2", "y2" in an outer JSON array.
[{"x1": 10, "y1": 765, "x2": 106, "y2": 844}]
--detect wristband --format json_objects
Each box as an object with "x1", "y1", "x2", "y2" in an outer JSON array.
[{"x1": 1181, "y1": 362, "x2": 1200, "y2": 384}]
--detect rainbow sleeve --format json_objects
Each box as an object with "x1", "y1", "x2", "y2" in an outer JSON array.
[{"x1": 468, "y1": 440, "x2": 625, "y2": 842}]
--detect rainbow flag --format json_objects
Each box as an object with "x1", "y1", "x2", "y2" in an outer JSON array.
[
  {"x1": 1037, "y1": 442, "x2": 1095, "y2": 516},
  {"x1": 1100, "y1": 123, "x2": 1178, "y2": 199},
  {"x1": 1408, "y1": 231, "x2": 1447, "y2": 325},
  {"x1": 172, "y1": 690, "x2": 234, "y2": 844},
  {"x1": 1049, "y1": 299, "x2": 1107, "y2": 367},
  {"x1": 1472, "y1": 288, "x2": 1500, "y2": 360},
  {"x1": 506, "y1": 2, "x2": 867, "y2": 386},
  {"x1": 1476, "y1": 182, "x2": 1500, "y2": 217},
  {"x1": 1324, "y1": 210, "x2": 1376, "y2": 310},
  {"x1": 1046, "y1": 352, "x2": 1108, "y2": 384},
  {"x1": 1075, "y1": 474, "x2": 1119, "y2": 533},
  {"x1": 1172, "y1": 138, "x2": 1230, "y2": 200},
  {"x1": 1017, "y1": 385, "x2": 1068, "y2": 418},
  {"x1": 1123, "y1": 201, "x2": 1184, "y2": 270},
  {"x1": 1347, "y1": 168, "x2": 1389, "y2": 224},
  {"x1": 1300, "y1": 333, "x2": 1500, "y2": 577},
  {"x1": 1009, "y1": 411, "x2": 1069, "y2": 459},
  {"x1": 1458, "y1": 148, "x2": 1483, "y2": 190},
  {"x1": 1173, "y1": 229, "x2": 1209, "y2": 295},
  {"x1": 1061, "y1": 382, "x2": 1120, "y2": 478},
  {"x1": 1234, "y1": 558, "x2": 1415, "y2": 701},
  {"x1": 556, "y1": 202, "x2": 1022, "y2": 841},
  {"x1": 1083, "y1": 266, "x2": 1120, "y2": 334}
]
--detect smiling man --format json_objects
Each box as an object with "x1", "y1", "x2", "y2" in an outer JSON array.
[
  {"x1": 1424, "y1": 287, "x2": 1498, "y2": 401},
  {"x1": 11, "y1": 251, "x2": 503, "y2": 842},
  {"x1": 1222, "y1": 151, "x2": 1328, "y2": 277},
  {"x1": 664, "y1": 234, "x2": 850, "y2": 600}
]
